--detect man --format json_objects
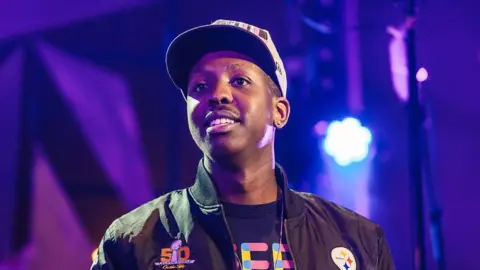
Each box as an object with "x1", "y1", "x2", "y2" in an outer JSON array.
[{"x1": 91, "y1": 19, "x2": 395, "y2": 270}]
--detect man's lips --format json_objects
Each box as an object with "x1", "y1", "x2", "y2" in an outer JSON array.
[
  {"x1": 206, "y1": 122, "x2": 240, "y2": 135},
  {"x1": 204, "y1": 110, "x2": 241, "y2": 135},
  {"x1": 204, "y1": 110, "x2": 241, "y2": 127}
]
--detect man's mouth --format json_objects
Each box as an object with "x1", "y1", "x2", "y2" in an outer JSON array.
[
  {"x1": 203, "y1": 110, "x2": 241, "y2": 135},
  {"x1": 208, "y1": 118, "x2": 236, "y2": 127},
  {"x1": 205, "y1": 118, "x2": 239, "y2": 135}
]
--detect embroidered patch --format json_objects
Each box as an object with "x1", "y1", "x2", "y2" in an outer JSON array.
[
  {"x1": 331, "y1": 247, "x2": 356, "y2": 270},
  {"x1": 155, "y1": 240, "x2": 195, "y2": 268}
]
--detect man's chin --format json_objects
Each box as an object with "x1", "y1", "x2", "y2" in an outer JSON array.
[{"x1": 207, "y1": 137, "x2": 246, "y2": 158}]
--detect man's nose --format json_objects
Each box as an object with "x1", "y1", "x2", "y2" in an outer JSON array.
[{"x1": 208, "y1": 85, "x2": 233, "y2": 106}]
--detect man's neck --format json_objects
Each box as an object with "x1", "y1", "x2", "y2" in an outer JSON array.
[{"x1": 203, "y1": 147, "x2": 278, "y2": 205}]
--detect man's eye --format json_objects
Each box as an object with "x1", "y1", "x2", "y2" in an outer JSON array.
[
  {"x1": 231, "y1": 77, "x2": 249, "y2": 87},
  {"x1": 192, "y1": 83, "x2": 208, "y2": 92}
]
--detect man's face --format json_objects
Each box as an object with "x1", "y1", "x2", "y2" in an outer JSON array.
[{"x1": 185, "y1": 51, "x2": 289, "y2": 159}]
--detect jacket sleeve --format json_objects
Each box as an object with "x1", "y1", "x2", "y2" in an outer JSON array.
[
  {"x1": 376, "y1": 226, "x2": 396, "y2": 270},
  {"x1": 91, "y1": 220, "x2": 125, "y2": 270}
]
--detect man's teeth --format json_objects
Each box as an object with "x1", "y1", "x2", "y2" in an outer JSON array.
[{"x1": 209, "y1": 118, "x2": 235, "y2": 127}]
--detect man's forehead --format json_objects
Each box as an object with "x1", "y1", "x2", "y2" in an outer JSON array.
[
  {"x1": 224, "y1": 63, "x2": 243, "y2": 71},
  {"x1": 190, "y1": 51, "x2": 258, "y2": 73}
]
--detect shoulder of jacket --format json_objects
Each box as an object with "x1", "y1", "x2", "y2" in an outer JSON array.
[
  {"x1": 292, "y1": 190, "x2": 382, "y2": 235},
  {"x1": 105, "y1": 188, "x2": 188, "y2": 240}
]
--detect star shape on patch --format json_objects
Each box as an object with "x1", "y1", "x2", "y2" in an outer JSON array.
[{"x1": 346, "y1": 256, "x2": 353, "y2": 265}]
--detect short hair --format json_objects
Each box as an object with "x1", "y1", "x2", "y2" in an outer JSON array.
[{"x1": 265, "y1": 74, "x2": 282, "y2": 98}]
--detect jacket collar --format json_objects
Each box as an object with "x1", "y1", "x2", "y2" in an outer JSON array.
[{"x1": 188, "y1": 159, "x2": 306, "y2": 219}]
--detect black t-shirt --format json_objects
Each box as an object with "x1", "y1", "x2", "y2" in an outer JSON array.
[{"x1": 222, "y1": 200, "x2": 295, "y2": 269}]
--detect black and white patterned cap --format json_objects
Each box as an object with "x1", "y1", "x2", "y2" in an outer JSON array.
[{"x1": 166, "y1": 19, "x2": 287, "y2": 100}]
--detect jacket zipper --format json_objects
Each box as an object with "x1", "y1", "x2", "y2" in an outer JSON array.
[
  {"x1": 220, "y1": 205, "x2": 241, "y2": 270},
  {"x1": 284, "y1": 219, "x2": 299, "y2": 269}
]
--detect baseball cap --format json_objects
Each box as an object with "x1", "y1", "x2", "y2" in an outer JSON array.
[{"x1": 165, "y1": 19, "x2": 287, "y2": 100}]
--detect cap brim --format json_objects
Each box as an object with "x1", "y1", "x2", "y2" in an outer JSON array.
[{"x1": 166, "y1": 24, "x2": 277, "y2": 99}]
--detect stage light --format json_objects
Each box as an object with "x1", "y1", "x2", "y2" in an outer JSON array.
[
  {"x1": 92, "y1": 248, "x2": 98, "y2": 262},
  {"x1": 416, "y1": 67, "x2": 428, "y2": 82},
  {"x1": 322, "y1": 117, "x2": 372, "y2": 166}
]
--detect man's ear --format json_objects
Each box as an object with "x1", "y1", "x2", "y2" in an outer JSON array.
[{"x1": 273, "y1": 97, "x2": 290, "y2": 129}]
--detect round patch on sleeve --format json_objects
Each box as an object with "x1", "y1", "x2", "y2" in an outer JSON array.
[{"x1": 331, "y1": 247, "x2": 357, "y2": 270}]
